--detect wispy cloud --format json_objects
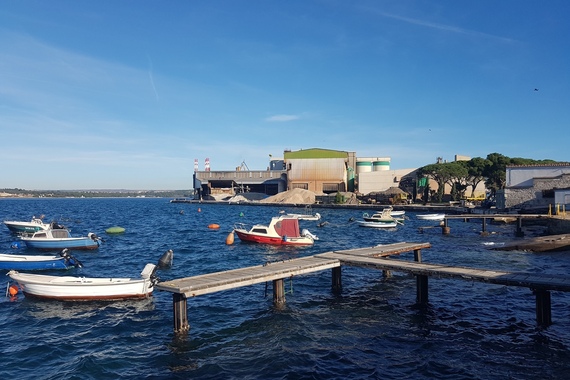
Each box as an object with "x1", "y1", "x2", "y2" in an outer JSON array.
[
  {"x1": 265, "y1": 114, "x2": 300, "y2": 122},
  {"x1": 372, "y1": 10, "x2": 516, "y2": 44}
]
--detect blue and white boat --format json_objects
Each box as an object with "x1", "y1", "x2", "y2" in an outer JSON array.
[
  {"x1": 20, "y1": 227, "x2": 102, "y2": 251},
  {"x1": 0, "y1": 249, "x2": 82, "y2": 271}
]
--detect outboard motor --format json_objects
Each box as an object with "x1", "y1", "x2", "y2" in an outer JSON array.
[
  {"x1": 157, "y1": 249, "x2": 174, "y2": 269},
  {"x1": 59, "y1": 248, "x2": 83, "y2": 268},
  {"x1": 301, "y1": 229, "x2": 319, "y2": 241}
]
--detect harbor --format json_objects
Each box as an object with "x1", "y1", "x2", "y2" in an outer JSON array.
[{"x1": 2, "y1": 198, "x2": 570, "y2": 379}]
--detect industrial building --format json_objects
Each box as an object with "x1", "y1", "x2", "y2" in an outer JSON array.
[{"x1": 192, "y1": 148, "x2": 418, "y2": 200}]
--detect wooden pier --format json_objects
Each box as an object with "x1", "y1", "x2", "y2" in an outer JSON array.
[
  {"x1": 438, "y1": 214, "x2": 551, "y2": 236},
  {"x1": 156, "y1": 241, "x2": 570, "y2": 333}
]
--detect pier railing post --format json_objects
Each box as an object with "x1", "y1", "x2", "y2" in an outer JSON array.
[
  {"x1": 332, "y1": 266, "x2": 342, "y2": 293},
  {"x1": 534, "y1": 289, "x2": 552, "y2": 327},
  {"x1": 273, "y1": 278, "x2": 286, "y2": 304},
  {"x1": 173, "y1": 293, "x2": 189, "y2": 333}
]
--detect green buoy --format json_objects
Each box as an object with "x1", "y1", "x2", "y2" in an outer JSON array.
[{"x1": 105, "y1": 226, "x2": 125, "y2": 234}]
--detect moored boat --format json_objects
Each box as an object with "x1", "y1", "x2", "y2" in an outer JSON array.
[
  {"x1": 357, "y1": 221, "x2": 398, "y2": 228},
  {"x1": 3, "y1": 217, "x2": 50, "y2": 234},
  {"x1": 0, "y1": 249, "x2": 82, "y2": 271},
  {"x1": 7, "y1": 263, "x2": 157, "y2": 301},
  {"x1": 233, "y1": 216, "x2": 318, "y2": 246},
  {"x1": 20, "y1": 225, "x2": 102, "y2": 251},
  {"x1": 416, "y1": 213, "x2": 446, "y2": 221}
]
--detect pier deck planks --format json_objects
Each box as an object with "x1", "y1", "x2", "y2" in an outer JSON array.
[{"x1": 156, "y1": 242, "x2": 430, "y2": 298}]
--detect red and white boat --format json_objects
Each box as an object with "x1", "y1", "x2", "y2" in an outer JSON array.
[{"x1": 233, "y1": 216, "x2": 318, "y2": 246}]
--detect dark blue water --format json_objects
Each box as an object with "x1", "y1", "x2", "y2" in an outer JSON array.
[{"x1": 2, "y1": 198, "x2": 570, "y2": 379}]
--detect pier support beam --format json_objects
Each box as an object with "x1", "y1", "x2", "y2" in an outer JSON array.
[
  {"x1": 481, "y1": 218, "x2": 489, "y2": 236},
  {"x1": 515, "y1": 217, "x2": 525, "y2": 237},
  {"x1": 273, "y1": 278, "x2": 286, "y2": 304},
  {"x1": 442, "y1": 218, "x2": 450, "y2": 235},
  {"x1": 416, "y1": 275, "x2": 429, "y2": 304},
  {"x1": 534, "y1": 289, "x2": 552, "y2": 326},
  {"x1": 173, "y1": 293, "x2": 189, "y2": 333},
  {"x1": 332, "y1": 266, "x2": 342, "y2": 293}
]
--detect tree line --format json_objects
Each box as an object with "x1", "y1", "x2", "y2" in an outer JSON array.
[{"x1": 416, "y1": 153, "x2": 563, "y2": 203}]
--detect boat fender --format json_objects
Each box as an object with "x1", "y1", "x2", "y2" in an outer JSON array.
[
  {"x1": 226, "y1": 231, "x2": 235, "y2": 245},
  {"x1": 282, "y1": 235, "x2": 287, "y2": 242},
  {"x1": 157, "y1": 249, "x2": 174, "y2": 269},
  {"x1": 8, "y1": 284, "x2": 19, "y2": 297}
]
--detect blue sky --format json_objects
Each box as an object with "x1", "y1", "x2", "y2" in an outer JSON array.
[{"x1": 1, "y1": 1, "x2": 569, "y2": 190}]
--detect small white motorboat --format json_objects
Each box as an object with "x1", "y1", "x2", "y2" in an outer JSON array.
[
  {"x1": 8, "y1": 263, "x2": 158, "y2": 301},
  {"x1": 357, "y1": 221, "x2": 398, "y2": 228},
  {"x1": 416, "y1": 213, "x2": 446, "y2": 221}
]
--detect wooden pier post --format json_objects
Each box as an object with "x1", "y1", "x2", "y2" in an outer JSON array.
[
  {"x1": 534, "y1": 289, "x2": 552, "y2": 326},
  {"x1": 273, "y1": 278, "x2": 286, "y2": 304},
  {"x1": 481, "y1": 217, "x2": 488, "y2": 236},
  {"x1": 416, "y1": 275, "x2": 429, "y2": 304},
  {"x1": 515, "y1": 217, "x2": 524, "y2": 237},
  {"x1": 173, "y1": 293, "x2": 189, "y2": 333},
  {"x1": 413, "y1": 248, "x2": 429, "y2": 303},
  {"x1": 442, "y1": 218, "x2": 450, "y2": 235},
  {"x1": 332, "y1": 266, "x2": 342, "y2": 293}
]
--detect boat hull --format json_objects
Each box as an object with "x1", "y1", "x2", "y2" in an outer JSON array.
[
  {"x1": 4, "y1": 220, "x2": 50, "y2": 233},
  {"x1": 0, "y1": 254, "x2": 71, "y2": 270},
  {"x1": 21, "y1": 238, "x2": 100, "y2": 251},
  {"x1": 8, "y1": 272, "x2": 154, "y2": 301},
  {"x1": 234, "y1": 229, "x2": 314, "y2": 246},
  {"x1": 417, "y1": 214, "x2": 445, "y2": 221},
  {"x1": 357, "y1": 221, "x2": 398, "y2": 228}
]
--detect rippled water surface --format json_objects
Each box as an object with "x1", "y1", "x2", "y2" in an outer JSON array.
[{"x1": 1, "y1": 198, "x2": 570, "y2": 379}]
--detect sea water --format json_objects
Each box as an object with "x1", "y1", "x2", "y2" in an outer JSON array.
[{"x1": 1, "y1": 198, "x2": 570, "y2": 379}]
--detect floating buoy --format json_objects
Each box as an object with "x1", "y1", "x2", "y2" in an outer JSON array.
[
  {"x1": 226, "y1": 231, "x2": 235, "y2": 245},
  {"x1": 198, "y1": 208, "x2": 202, "y2": 213},
  {"x1": 239, "y1": 212, "x2": 244, "y2": 217},
  {"x1": 106, "y1": 226, "x2": 125, "y2": 234},
  {"x1": 208, "y1": 224, "x2": 220, "y2": 230},
  {"x1": 8, "y1": 285, "x2": 18, "y2": 296}
]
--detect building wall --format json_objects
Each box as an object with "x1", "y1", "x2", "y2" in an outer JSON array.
[
  {"x1": 504, "y1": 172, "x2": 570, "y2": 209},
  {"x1": 357, "y1": 168, "x2": 415, "y2": 195},
  {"x1": 506, "y1": 165, "x2": 570, "y2": 187}
]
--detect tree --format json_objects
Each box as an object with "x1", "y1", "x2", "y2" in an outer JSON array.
[
  {"x1": 418, "y1": 162, "x2": 467, "y2": 202},
  {"x1": 462, "y1": 157, "x2": 489, "y2": 197}
]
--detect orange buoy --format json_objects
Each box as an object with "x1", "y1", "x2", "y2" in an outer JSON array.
[
  {"x1": 208, "y1": 223, "x2": 220, "y2": 230},
  {"x1": 225, "y1": 231, "x2": 235, "y2": 245},
  {"x1": 8, "y1": 284, "x2": 18, "y2": 296}
]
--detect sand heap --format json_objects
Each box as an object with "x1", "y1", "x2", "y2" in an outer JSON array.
[{"x1": 259, "y1": 188, "x2": 316, "y2": 204}]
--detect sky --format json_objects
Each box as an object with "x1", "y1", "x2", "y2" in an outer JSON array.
[{"x1": 1, "y1": 1, "x2": 569, "y2": 190}]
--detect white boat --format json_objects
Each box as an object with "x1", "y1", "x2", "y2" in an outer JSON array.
[
  {"x1": 379, "y1": 207, "x2": 405, "y2": 217},
  {"x1": 416, "y1": 213, "x2": 446, "y2": 221},
  {"x1": 3, "y1": 217, "x2": 50, "y2": 234},
  {"x1": 357, "y1": 221, "x2": 398, "y2": 228},
  {"x1": 281, "y1": 206, "x2": 321, "y2": 221},
  {"x1": 362, "y1": 207, "x2": 404, "y2": 224},
  {"x1": 7, "y1": 264, "x2": 157, "y2": 301}
]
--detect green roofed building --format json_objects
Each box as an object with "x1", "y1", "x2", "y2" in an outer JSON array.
[{"x1": 284, "y1": 148, "x2": 356, "y2": 194}]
